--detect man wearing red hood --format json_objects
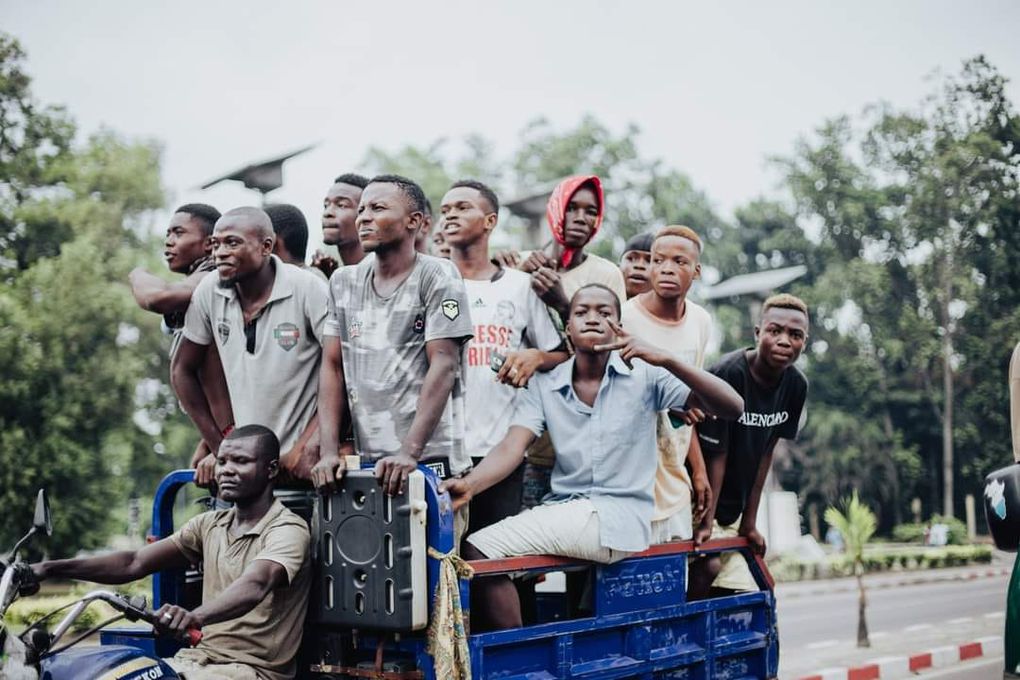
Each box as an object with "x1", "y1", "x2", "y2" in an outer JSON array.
[{"x1": 520, "y1": 175, "x2": 626, "y2": 325}]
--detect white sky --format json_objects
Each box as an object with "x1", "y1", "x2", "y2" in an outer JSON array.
[{"x1": 4, "y1": 1, "x2": 1019, "y2": 254}]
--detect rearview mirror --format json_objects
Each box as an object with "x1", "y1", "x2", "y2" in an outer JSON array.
[{"x1": 33, "y1": 489, "x2": 52, "y2": 537}]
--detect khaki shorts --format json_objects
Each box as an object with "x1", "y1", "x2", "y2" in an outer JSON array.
[
  {"x1": 169, "y1": 650, "x2": 260, "y2": 680},
  {"x1": 651, "y1": 504, "x2": 693, "y2": 543},
  {"x1": 466, "y1": 498, "x2": 632, "y2": 564},
  {"x1": 711, "y1": 518, "x2": 758, "y2": 592}
]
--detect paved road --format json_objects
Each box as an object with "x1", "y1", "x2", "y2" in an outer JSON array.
[
  {"x1": 776, "y1": 570, "x2": 1010, "y2": 677},
  {"x1": 778, "y1": 573, "x2": 1008, "y2": 650}
]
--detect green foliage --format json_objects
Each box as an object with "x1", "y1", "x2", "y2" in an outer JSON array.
[
  {"x1": 769, "y1": 544, "x2": 992, "y2": 582},
  {"x1": 4, "y1": 595, "x2": 105, "y2": 634},
  {"x1": 361, "y1": 57, "x2": 1020, "y2": 533},
  {"x1": 1, "y1": 581, "x2": 148, "y2": 634},
  {"x1": 0, "y1": 32, "x2": 192, "y2": 556},
  {"x1": 776, "y1": 56, "x2": 1020, "y2": 526},
  {"x1": 890, "y1": 515, "x2": 969, "y2": 545},
  {"x1": 825, "y1": 492, "x2": 878, "y2": 567}
]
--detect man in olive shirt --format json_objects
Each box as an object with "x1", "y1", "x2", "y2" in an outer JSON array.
[{"x1": 32, "y1": 425, "x2": 311, "y2": 680}]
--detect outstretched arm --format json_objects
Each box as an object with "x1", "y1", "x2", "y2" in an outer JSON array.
[
  {"x1": 440, "y1": 426, "x2": 536, "y2": 510},
  {"x1": 495, "y1": 347, "x2": 570, "y2": 388},
  {"x1": 33, "y1": 538, "x2": 189, "y2": 584},
  {"x1": 595, "y1": 319, "x2": 743, "y2": 419},
  {"x1": 129, "y1": 267, "x2": 208, "y2": 315}
]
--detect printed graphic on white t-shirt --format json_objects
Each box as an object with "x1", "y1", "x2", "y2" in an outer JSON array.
[{"x1": 462, "y1": 269, "x2": 563, "y2": 456}]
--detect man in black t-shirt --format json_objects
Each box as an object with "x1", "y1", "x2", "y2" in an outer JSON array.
[{"x1": 688, "y1": 293, "x2": 809, "y2": 599}]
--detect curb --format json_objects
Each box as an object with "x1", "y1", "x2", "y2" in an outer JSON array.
[
  {"x1": 780, "y1": 568, "x2": 1011, "y2": 600},
  {"x1": 798, "y1": 636, "x2": 1004, "y2": 679}
]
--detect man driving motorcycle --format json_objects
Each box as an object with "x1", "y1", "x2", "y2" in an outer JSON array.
[{"x1": 30, "y1": 425, "x2": 311, "y2": 680}]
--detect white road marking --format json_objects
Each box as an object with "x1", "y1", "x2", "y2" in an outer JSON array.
[
  {"x1": 947, "y1": 616, "x2": 973, "y2": 624},
  {"x1": 904, "y1": 623, "x2": 935, "y2": 632},
  {"x1": 983, "y1": 611, "x2": 1005, "y2": 619},
  {"x1": 805, "y1": 639, "x2": 840, "y2": 650}
]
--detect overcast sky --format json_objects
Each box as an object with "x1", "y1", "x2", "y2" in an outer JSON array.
[{"x1": 4, "y1": 1, "x2": 1019, "y2": 254}]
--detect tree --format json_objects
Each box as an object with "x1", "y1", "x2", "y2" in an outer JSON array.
[
  {"x1": 825, "y1": 493, "x2": 878, "y2": 648},
  {"x1": 0, "y1": 34, "x2": 75, "y2": 272},
  {"x1": 0, "y1": 33, "x2": 187, "y2": 554},
  {"x1": 778, "y1": 56, "x2": 1020, "y2": 522}
]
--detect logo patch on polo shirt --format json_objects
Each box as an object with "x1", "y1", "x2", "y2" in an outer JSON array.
[
  {"x1": 274, "y1": 322, "x2": 300, "y2": 351},
  {"x1": 217, "y1": 320, "x2": 230, "y2": 344},
  {"x1": 413, "y1": 313, "x2": 425, "y2": 334},
  {"x1": 441, "y1": 299, "x2": 460, "y2": 320}
]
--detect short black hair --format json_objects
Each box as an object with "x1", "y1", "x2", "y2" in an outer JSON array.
[
  {"x1": 622, "y1": 231, "x2": 654, "y2": 255},
  {"x1": 224, "y1": 424, "x2": 280, "y2": 463},
  {"x1": 174, "y1": 203, "x2": 221, "y2": 237},
  {"x1": 333, "y1": 173, "x2": 369, "y2": 189},
  {"x1": 368, "y1": 174, "x2": 428, "y2": 214},
  {"x1": 424, "y1": 196, "x2": 434, "y2": 218},
  {"x1": 264, "y1": 204, "x2": 309, "y2": 260},
  {"x1": 570, "y1": 283, "x2": 621, "y2": 318},
  {"x1": 450, "y1": 179, "x2": 499, "y2": 215}
]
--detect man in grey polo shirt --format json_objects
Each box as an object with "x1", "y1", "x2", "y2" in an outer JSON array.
[
  {"x1": 313, "y1": 175, "x2": 473, "y2": 507},
  {"x1": 174, "y1": 207, "x2": 329, "y2": 483},
  {"x1": 442, "y1": 284, "x2": 743, "y2": 630}
]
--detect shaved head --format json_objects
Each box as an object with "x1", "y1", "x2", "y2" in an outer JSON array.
[
  {"x1": 216, "y1": 206, "x2": 274, "y2": 240},
  {"x1": 210, "y1": 206, "x2": 276, "y2": 287}
]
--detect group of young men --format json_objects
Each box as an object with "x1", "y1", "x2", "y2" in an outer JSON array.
[{"x1": 31, "y1": 172, "x2": 810, "y2": 679}]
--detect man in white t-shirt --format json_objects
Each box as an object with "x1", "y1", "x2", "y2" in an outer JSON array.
[
  {"x1": 441, "y1": 180, "x2": 569, "y2": 534},
  {"x1": 621, "y1": 226, "x2": 713, "y2": 543}
]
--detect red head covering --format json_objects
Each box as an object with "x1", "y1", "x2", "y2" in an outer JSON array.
[{"x1": 546, "y1": 175, "x2": 604, "y2": 269}]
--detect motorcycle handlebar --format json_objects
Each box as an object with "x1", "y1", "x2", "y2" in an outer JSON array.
[
  {"x1": 88, "y1": 592, "x2": 203, "y2": 648},
  {"x1": 133, "y1": 605, "x2": 203, "y2": 647}
]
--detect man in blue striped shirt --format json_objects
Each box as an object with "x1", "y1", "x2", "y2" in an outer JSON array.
[{"x1": 442, "y1": 284, "x2": 742, "y2": 629}]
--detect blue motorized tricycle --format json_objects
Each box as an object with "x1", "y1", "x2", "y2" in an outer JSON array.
[{"x1": 1, "y1": 468, "x2": 779, "y2": 679}]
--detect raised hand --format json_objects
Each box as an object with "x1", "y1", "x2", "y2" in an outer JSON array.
[
  {"x1": 530, "y1": 266, "x2": 569, "y2": 313},
  {"x1": 520, "y1": 250, "x2": 554, "y2": 274},
  {"x1": 311, "y1": 250, "x2": 339, "y2": 279},
  {"x1": 592, "y1": 319, "x2": 668, "y2": 368}
]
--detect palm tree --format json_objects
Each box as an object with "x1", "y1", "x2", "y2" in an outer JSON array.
[{"x1": 825, "y1": 492, "x2": 878, "y2": 648}]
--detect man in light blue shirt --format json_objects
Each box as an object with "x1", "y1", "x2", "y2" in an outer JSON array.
[{"x1": 443, "y1": 284, "x2": 743, "y2": 630}]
